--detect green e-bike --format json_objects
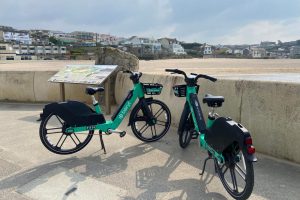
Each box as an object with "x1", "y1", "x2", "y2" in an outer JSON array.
[
  {"x1": 39, "y1": 70, "x2": 171, "y2": 155},
  {"x1": 166, "y1": 69, "x2": 257, "y2": 200}
]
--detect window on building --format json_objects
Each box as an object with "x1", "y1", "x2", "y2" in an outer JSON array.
[
  {"x1": 0, "y1": 46, "x2": 6, "y2": 50},
  {"x1": 6, "y1": 56, "x2": 14, "y2": 60}
]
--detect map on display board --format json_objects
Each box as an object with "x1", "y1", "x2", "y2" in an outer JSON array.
[{"x1": 48, "y1": 65, "x2": 118, "y2": 85}]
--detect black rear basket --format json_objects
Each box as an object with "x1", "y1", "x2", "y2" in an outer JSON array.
[
  {"x1": 173, "y1": 84, "x2": 199, "y2": 97},
  {"x1": 142, "y1": 83, "x2": 163, "y2": 95}
]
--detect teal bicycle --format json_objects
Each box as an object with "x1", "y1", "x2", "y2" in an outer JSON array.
[
  {"x1": 39, "y1": 70, "x2": 171, "y2": 155},
  {"x1": 166, "y1": 69, "x2": 257, "y2": 200}
]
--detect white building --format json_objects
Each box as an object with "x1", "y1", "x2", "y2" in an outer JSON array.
[
  {"x1": 0, "y1": 43, "x2": 66, "y2": 60},
  {"x1": 0, "y1": 31, "x2": 32, "y2": 44},
  {"x1": 251, "y1": 47, "x2": 266, "y2": 58},
  {"x1": 0, "y1": 43, "x2": 36, "y2": 60},
  {"x1": 203, "y1": 44, "x2": 212, "y2": 55},
  {"x1": 98, "y1": 34, "x2": 119, "y2": 45},
  {"x1": 158, "y1": 38, "x2": 186, "y2": 55},
  {"x1": 123, "y1": 36, "x2": 161, "y2": 52},
  {"x1": 172, "y1": 43, "x2": 186, "y2": 55}
]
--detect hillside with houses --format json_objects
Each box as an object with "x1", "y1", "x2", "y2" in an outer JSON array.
[{"x1": 1, "y1": 25, "x2": 300, "y2": 60}]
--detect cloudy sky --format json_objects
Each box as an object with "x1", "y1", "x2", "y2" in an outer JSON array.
[{"x1": 1, "y1": 0, "x2": 300, "y2": 44}]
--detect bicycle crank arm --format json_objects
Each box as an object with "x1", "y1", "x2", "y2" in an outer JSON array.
[{"x1": 107, "y1": 129, "x2": 126, "y2": 137}]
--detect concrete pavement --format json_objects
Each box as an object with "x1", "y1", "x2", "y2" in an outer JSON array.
[{"x1": 0, "y1": 103, "x2": 300, "y2": 200}]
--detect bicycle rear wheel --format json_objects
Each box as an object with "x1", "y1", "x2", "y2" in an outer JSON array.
[
  {"x1": 215, "y1": 143, "x2": 254, "y2": 200},
  {"x1": 39, "y1": 113, "x2": 93, "y2": 155}
]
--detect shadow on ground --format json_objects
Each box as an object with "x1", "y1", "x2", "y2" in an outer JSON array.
[{"x1": 0, "y1": 141, "x2": 229, "y2": 200}]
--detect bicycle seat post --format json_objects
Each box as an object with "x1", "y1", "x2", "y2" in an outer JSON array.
[
  {"x1": 209, "y1": 107, "x2": 219, "y2": 119},
  {"x1": 91, "y1": 95, "x2": 98, "y2": 105}
]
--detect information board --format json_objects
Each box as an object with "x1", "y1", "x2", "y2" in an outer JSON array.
[{"x1": 48, "y1": 65, "x2": 118, "y2": 85}]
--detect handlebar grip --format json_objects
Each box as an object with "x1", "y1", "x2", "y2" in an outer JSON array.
[
  {"x1": 202, "y1": 75, "x2": 217, "y2": 82},
  {"x1": 165, "y1": 69, "x2": 177, "y2": 72}
]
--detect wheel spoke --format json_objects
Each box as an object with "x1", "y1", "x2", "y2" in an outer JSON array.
[
  {"x1": 153, "y1": 107, "x2": 163, "y2": 118},
  {"x1": 57, "y1": 134, "x2": 68, "y2": 148},
  {"x1": 230, "y1": 168, "x2": 238, "y2": 192},
  {"x1": 223, "y1": 165, "x2": 229, "y2": 175},
  {"x1": 150, "y1": 126, "x2": 154, "y2": 137},
  {"x1": 46, "y1": 127, "x2": 62, "y2": 130},
  {"x1": 140, "y1": 124, "x2": 150, "y2": 134},
  {"x1": 73, "y1": 133, "x2": 81, "y2": 144},
  {"x1": 55, "y1": 134, "x2": 64, "y2": 147},
  {"x1": 46, "y1": 130, "x2": 63, "y2": 134},
  {"x1": 137, "y1": 123, "x2": 147, "y2": 133},
  {"x1": 235, "y1": 166, "x2": 246, "y2": 181},
  {"x1": 156, "y1": 119, "x2": 167, "y2": 124},
  {"x1": 155, "y1": 110, "x2": 165, "y2": 119},
  {"x1": 69, "y1": 134, "x2": 78, "y2": 146},
  {"x1": 235, "y1": 164, "x2": 246, "y2": 180},
  {"x1": 153, "y1": 125, "x2": 157, "y2": 136},
  {"x1": 55, "y1": 115, "x2": 64, "y2": 125}
]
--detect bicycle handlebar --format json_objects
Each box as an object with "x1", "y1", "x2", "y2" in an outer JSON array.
[
  {"x1": 165, "y1": 69, "x2": 187, "y2": 78},
  {"x1": 122, "y1": 70, "x2": 142, "y2": 80},
  {"x1": 123, "y1": 70, "x2": 134, "y2": 75},
  {"x1": 191, "y1": 73, "x2": 217, "y2": 82},
  {"x1": 166, "y1": 69, "x2": 217, "y2": 83}
]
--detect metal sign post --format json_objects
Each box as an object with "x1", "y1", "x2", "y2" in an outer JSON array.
[{"x1": 49, "y1": 65, "x2": 118, "y2": 114}]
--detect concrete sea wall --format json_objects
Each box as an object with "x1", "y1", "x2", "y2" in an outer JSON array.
[
  {"x1": 0, "y1": 47, "x2": 138, "y2": 104},
  {"x1": 115, "y1": 72, "x2": 300, "y2": 163}
]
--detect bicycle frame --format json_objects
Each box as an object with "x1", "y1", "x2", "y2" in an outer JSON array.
[
  {"x1": 185, "y1": 86, "x2": 225, "y2": 163},
  {"x1": 65, "y1": 82, "x2": 145, "y2": 134}
]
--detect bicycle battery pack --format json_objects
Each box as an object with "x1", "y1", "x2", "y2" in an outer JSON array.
[
  {"x1": 40, "y1": 101, "x2": 105, "y2": 126},
  {"x1": 206, "y1": 117, "x2": 257, "y2": 162}
]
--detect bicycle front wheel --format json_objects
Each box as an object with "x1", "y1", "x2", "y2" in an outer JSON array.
[
  {"x1": 215, "y1": 143, "x2": 254, "y2": 200},
  {"x1": 178, "y1": 114, "x2": 194, "y2": 148},
  {"x1": 39, "y1": 113, "x2": 93, "y2": 155},
  {"x1": 131, "y1": 99, "x2": 171, "y2": 142}
]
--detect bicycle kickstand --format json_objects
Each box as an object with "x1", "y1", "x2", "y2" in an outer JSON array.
[
  {"x1": 200, "y1": 156, "x2": 213, "y2": 175},
  {"x1": 99, "y1": 131, "x2": 106, "y2": 154}
]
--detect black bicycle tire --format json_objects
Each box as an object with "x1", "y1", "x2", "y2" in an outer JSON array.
[
  {"x1": 39, "y1": 113, "x2": 94, "y2": 155},
  {"x1": 216, "y1": 147, "x2": 254, "y2": 200},
  {"x1": 130, "y1": 99, "x2": 171, "y2": 142},
  {"x1": 179, "y1": 114, "x2": 193, "y2": 148}
]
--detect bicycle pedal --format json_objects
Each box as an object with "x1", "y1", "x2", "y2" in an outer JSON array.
[
  {"x1": 120, "y1": 131, "x2": 126, "y2": 138},
  {"x1": 107, "y1": 129, "x2": 126, "y2": 137}
]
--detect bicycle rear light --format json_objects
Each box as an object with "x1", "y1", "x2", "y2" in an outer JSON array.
[
  {"x1": 245, "y1": 137, "x2": 253, "y2": 145},
  {"x1": 247, "y1": 146, "x2": 256, "y2": 154}
]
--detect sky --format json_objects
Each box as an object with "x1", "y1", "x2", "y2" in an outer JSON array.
[{"x1": 1, "y1": 0, "x2": 300, "y2": 44}]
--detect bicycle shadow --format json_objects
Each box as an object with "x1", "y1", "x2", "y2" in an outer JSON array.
[
  {"x1": 0, "y1": 143, "x2": 155, "y2": 196},
  {"x1": 0, "y1": 133, "x2": 227, "y2": 199},
  {"x1": 121, "y1": 156, "x2": 227, "y2": 200}
]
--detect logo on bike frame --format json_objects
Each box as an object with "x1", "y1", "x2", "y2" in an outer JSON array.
[{"x1": 118, "y1": 101, "x2": 132, "y2": 119}]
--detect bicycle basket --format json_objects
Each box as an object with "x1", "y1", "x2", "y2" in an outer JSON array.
[
  {"x1": 172, "y1": 84, "x2": 199, "y2": 97},
  {"x1": 142, "y1": 83, "x2": 163, "y2": 95}
]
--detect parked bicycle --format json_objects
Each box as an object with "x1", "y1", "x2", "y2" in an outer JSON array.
[
  {"x1": 39, "y1": 70, "x2": 171, "y2": 155},
  {"x1": 166, "y1": 69, "x2": 257, "y2": 200}
]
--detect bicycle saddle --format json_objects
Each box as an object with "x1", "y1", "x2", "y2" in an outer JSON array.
[
  {"x1": 203, "y1": 94, "x2": 224, "y2": 107},
  {"x1": 85, "y1": 87, "x2": 105, "y2": 95}
]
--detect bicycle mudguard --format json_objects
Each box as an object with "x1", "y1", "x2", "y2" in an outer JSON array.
[
  {"x1": 206, "y1": 117, "x2": 257, "y2": 162},
  {"x1": 40, "y1": 101, "x2": 105, "y2": 126},
  {"x1": 128, "y1": 97, "x2": 153, "y2": 126}
]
